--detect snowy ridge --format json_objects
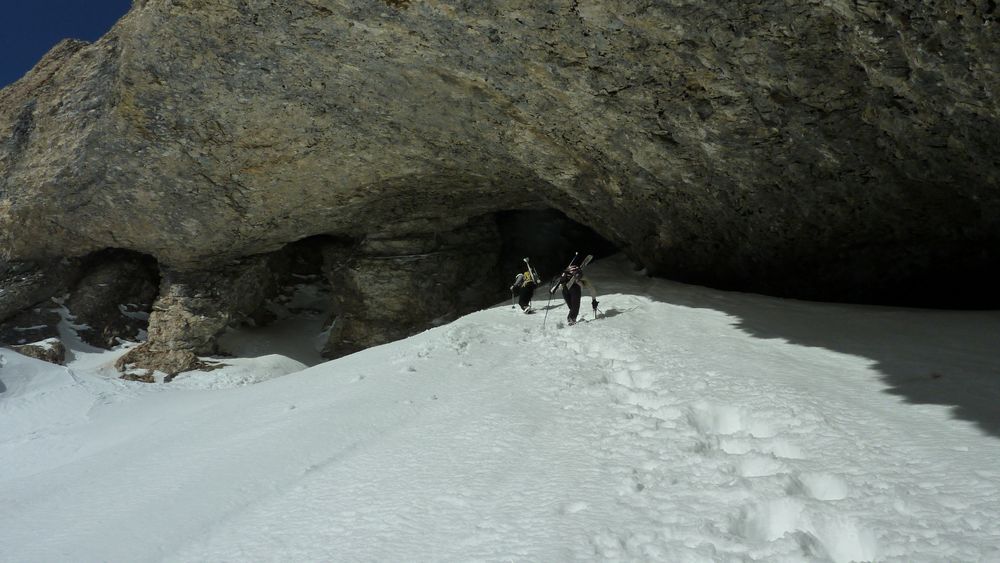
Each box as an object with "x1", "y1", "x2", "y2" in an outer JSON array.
[{"x1": 1, "y1": 254, "x2": 999, "y2": 561}]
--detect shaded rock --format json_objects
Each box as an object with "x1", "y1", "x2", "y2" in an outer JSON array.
[
  {"x1": 0, "y1": 259, "x2": 80, "y2": 323},
  {"x1": 11, "y1": 338, "x2": 66, "y2": 365},
  {"x1": 65, "y1": 252, "x2": 159, "y2": 349},
  {"x1": 495, "y1": 209, "x2": 620, "y2": 286},
  {"x1": 322, "y1": 220, "x2": 502, "y2": 357},
  {"x1": 0, "y1": 306, "x2": 62, "y2": 347},
  {"x1": 150, "y1": 255, "x2": 278, "y2": 354}
]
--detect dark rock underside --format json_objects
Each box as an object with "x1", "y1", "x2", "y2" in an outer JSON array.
[{"x1": 1, "y1": 1, "x2": 999, "y2": 374}]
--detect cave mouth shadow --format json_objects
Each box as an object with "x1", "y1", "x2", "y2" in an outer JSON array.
[
  {"x1": 739, "y1": 308, "x2": 1000, "y2": 439},
  {"x1": 494, "y1": 208, "x2": 619, "y2": 290},
  {"x1": 215, "y1": 210, "x2": 623, "y2": 366},
  {"x1": 651, "y1": 276, "x2": 1000, "y2": 440},
  {"x1": 215, "y1": 235, "x2": 340, "y2": 366}
]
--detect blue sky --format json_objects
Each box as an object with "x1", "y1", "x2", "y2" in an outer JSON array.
[{"x1": 0, "y1": 0, "x2": 132, "y2": 88}]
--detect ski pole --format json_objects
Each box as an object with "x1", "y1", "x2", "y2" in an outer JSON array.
[{"x1": 542, "y1": 289, "x2": 554, "y2": 330}]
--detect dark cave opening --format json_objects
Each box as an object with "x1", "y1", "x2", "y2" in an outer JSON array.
[
  {"x1": 494, "y1": 208, "x2": 620, "y2": 291},
  {"x1": 71, "y1": 249, "x2": 161, "y2": 349},
  {"x1": 0, "y1": 248, "x2": 161, "y2": 353},
  {"x1": 217, "y1": 235, "x2": 342, "y2": 359},
  {"x1": 226, "y1": 210, "x2": 621, "y2": 360},
  {"x1": 268, "y1": 209, "x2": 622, "y2": 325}
]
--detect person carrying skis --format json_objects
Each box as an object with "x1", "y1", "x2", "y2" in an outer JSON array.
[
  {"x1": 510, "y1": 258, "x2": 541, "y2": 313},
  {"x1": 550, "y1": 263, "x2": 598, "y2": 325}
]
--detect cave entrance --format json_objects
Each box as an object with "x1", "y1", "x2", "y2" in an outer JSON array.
[
  {"x1": 213, "y1": 235, "x2": 338, "y2": 367},
  {"x1": 217, "y1": 209, "x2": 620, "y2": 365},
  {"x1": 493, "y1": 208, "x2": 619, "y2": 294}
]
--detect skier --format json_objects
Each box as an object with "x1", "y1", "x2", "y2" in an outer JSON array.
[
  {"x1": 550, "y1": 263, "x2": 598, "y2": 325},
  {"x1": 510, "y1": 258, "x2": 541, "y2": 313}
]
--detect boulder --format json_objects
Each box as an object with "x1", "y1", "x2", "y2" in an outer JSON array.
[{"x1": 11, "y1": 338, "x2": 66, "y2": 365}]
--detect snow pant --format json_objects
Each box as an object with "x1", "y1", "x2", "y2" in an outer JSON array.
[
  {"x1": 562, "y1": 283, "x2": 582, "y2": 322},
  {"x1": 518, "y1": 282, "x2": 537, "y2": 310}
]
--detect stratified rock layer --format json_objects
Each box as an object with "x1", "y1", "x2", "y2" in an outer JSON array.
[
  {"x1": 322, "y1": 221, "x2": 503, "y2": 357},
  {"x1": 2, "y1": 0, "x2": 999, "y2": 306}
]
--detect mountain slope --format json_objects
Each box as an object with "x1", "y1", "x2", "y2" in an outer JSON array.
[{"x1": 1, "y1": 255, "x2": 999, "y2": 561}]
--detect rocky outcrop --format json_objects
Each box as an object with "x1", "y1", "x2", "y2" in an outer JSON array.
[
  {"x1": 116, "y1": 255, "x2": 280, "y2": 375},
  {"x1": 109, "y1": 212, "x2": 603, "y2": 373},
  {"x1": 0, "y1": 259, "x2": 80, "y2": 323},
  {"x1": 0, "y1": 259, "x2": 77, "y2": 357},
  {"x1": 0, "y1": 307, "x2": 62, "y2": 348},
  {"x1": 2, "y1": 1, "x2": 1000, "y2": 373},
  {"x1": 12, "y1": 338, "x2": 66, "y2": 365},
  {"x1": 0, "y1": 252, "x2": 158, "y2": 356}
]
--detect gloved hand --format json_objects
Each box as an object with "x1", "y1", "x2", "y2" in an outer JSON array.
[{"x1": 592, "y1": 299, "x2": 599, "y2": 308}]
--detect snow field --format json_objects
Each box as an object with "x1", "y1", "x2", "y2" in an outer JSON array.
[{"x1": 1, "y1": 254, "x2": 999, "y2": 561}]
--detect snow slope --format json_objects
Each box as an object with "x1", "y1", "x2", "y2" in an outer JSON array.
[{"x1": 1, "y1": 255, "x2": 999, "y2": 562}]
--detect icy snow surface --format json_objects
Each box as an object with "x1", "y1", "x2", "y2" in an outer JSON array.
[{"x1": 1, "y1": 255, "x2": 999, "y2": 562}]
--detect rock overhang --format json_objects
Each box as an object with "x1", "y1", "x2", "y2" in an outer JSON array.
[{"x1": 0, "y1": 0, "x2": 997, "y2": 306}]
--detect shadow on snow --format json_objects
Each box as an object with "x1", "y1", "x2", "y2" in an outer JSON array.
[{"x1": 592, "y1": 255, "x2": 1000, "y2": 440}]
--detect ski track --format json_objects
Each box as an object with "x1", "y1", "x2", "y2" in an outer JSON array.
[
  {"x1": 3, "y1": 257, "x2": 1000, "y2": 561},
  {"x1": 528, "y1": 299, "x2": 1000, "y2": 562}
]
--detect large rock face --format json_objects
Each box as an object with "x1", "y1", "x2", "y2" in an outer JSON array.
[
  {"x1": 322, "y1": 222, "x2": 504, "y2": 357},
  {"x1": 2, "y1": 0, "x2": 999, "y2": 310}
]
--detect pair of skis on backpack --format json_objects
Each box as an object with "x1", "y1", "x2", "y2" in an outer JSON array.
[
  {"x1": 514, "y1": 252, "x2": 592, "y2": 295},
  {"x1": 549, "y1": 252, "x2": 593, "y2": 294},
  {"x1": 543, "y1": 253, "x2": 601, "y2": 328},
  {"x1": 513, "y1": 253, "x2": 596, "y2": 323},
  {"x1": 511, "y1": 256, "x2": 543, "y2": 314}
]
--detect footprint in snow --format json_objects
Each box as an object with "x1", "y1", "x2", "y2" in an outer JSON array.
[
  {"x1": 805, "y1": 513, "x2": 878, "y2": 563},
  {"x1": 786, "y1": 472, "x2": 849, "y2": 501},
  {"x1": 730, "y1": 497, "x2": 876, "y2": 562},
  {"x1": 730, "y1": 497, "x2": 807, "y2": 542},
  {"x1": 687, "y1": 403, "x2": 745, "y2": 436},
  {"x1": 718, "y1": 436, "x2": 807, "y2": 460}
]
